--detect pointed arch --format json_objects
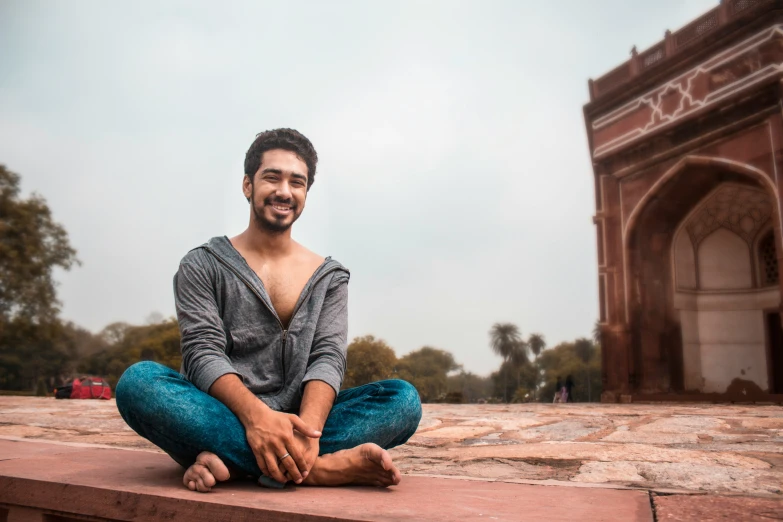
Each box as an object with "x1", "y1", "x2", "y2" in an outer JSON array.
[
  {"x1": 623, "y1": 156, "x2": 779, "y2": 246},
  {"x1": 621, "y1": 155, "x2": 781, "y2": 319}
]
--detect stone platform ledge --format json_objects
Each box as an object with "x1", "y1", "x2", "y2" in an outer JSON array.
[{"x1": 0, "y1": 439, "x2": 654, "y2": 522}]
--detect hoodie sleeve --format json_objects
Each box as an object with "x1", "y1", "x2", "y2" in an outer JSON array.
[
  {"x1": 174, "y1": 255, "x2": 239, "y2": 393},
  {"x1": 301, "y1": 276, "x2": 348, "y2": 395}
]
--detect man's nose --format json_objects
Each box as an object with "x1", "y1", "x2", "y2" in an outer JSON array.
[{"x1": 275, "y1": 180, "x2": 293, "y2": 199}]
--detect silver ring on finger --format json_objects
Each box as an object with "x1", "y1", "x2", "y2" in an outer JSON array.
[{"x1": 278, "y1": 452, "x2": 290, "y2": 463}]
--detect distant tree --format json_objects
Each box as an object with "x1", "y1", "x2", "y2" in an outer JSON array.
[
  {"x1": 592, "y1": 321, "x2": 602, "y2": 346},
  {"x1": 527, "y1": 333, "x2": 546, "y2": 399},
  {"x1": 573, "y1": 338, "x2": 595, "y2": 402},
  {"x1": 61, "y1": 322, "x2": 109, "y2": 359},
  {"x1": 492, "y1": 359, "x2": 537, "y2": 403},
  {"x1": 0, "y1": 165, "x2": 79, "y2": 323},
  {"x1": 145, "y1": 311, "x2": 165, "y2": 325},
  {"x1": 99, "y1": 322, "x2": 131, "y2": 345},
  {"x1": 396, "y1": 347, "x2": 460, "y2": 402},
  {"x1": 447, "y1": 371, "x2": 493, "y2": 403},
  {"x1": 0, "y1": 318, "x2": 78, "y2": 391},
  {"x1": 80, "y1": 318, "x2": 181, "y2": 386},
  {"x1": 510, "y1": 340, "x2": 530, "y2": 390},
  {"x1": 536, "y1": 340, "x2": 601, "y2": 402},
  {"x1": 0, "y1": 166, "x2": 79, "y2": 391},
  {"x1": 528, "y1": 333, "x2": 546, "y2": 360},
  {"x1": 342, "y1": 335, "x2": 397, "y2": 389},
  {"x1": 489, "y1": 323, "x2": 522, "y2": 402}
]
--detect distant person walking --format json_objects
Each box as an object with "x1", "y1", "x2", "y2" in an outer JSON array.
[
  {"x1": 553, "y1": 377, "x2": 563, "y2": 403},
  {"x1": 564, "y1": 375, "x2": 575, "y2": 403}
]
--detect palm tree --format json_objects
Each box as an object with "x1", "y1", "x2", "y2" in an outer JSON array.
[
  {"x1": 510, "y1": 340, "x2": 530, "y2": 392},
  {"x1": 489, "y1": 323, "x2": 522, "y2": 403},
  {"x1": 592, "y1": 320, "x2": 602, "y2": 347},
  {"x1": 574, "y1": 337, "x2": 595, "y2": 402},
  {"x1": 527, "y1": 333, "x2": 545, "y2": 399},
  {"x1": 528, "y1": 333, "x2": 545, "y2": 360}
]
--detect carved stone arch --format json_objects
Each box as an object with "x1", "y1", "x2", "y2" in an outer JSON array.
[
  {"x1": 624, "y1": 156, "x2": 779, "y2": 248},
  {"x1": 623, "y1": 155, "x2": 781, "y2": 393}
]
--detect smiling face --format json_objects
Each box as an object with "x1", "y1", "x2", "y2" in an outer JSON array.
[{"x1": 243, "y1": 149, "x2": 309, "y2": 233}]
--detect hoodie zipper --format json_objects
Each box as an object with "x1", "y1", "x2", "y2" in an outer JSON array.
[{"x1": 204, "y1": 246, "x2": 342, "y2": 394}]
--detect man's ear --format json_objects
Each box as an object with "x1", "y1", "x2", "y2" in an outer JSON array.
[{"x1": 243, "y1": 174, "x2": 253, "y2": 202}]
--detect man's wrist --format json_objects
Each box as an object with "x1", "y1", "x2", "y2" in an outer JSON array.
[
  {"x1": 237, "y1": 398, "x2": 272, "y2": 427},
  {"x1": 298, "y1": 412, "x2": 326, "y2": 432}
]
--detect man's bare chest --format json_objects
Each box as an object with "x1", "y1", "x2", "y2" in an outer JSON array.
[{"x1": 259, "y1": 271, "x2": 310, "y2": 326}]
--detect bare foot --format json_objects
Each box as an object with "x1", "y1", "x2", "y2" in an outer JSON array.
[
  {"x1": 303, "y1": 443, "x2": 402, "y2": 487},
  {"x1": 183, "y1": 451, "x2": 232, "y2": 492}
]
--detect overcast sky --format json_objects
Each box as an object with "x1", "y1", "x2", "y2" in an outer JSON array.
[{"x1": 1, "y1": 0, "x2": 717, "y2": 375}]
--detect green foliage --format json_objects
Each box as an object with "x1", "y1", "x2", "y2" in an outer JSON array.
[
  {"x1": 528, "y1": 333, "x2": 546, "y2": 359},
  {"x1": 491, "y1": 359, "x2": 538, "y2": 402},
  {"x1": 512, "y1": 386, "x2": 531, "y2": 403},
  {"x1": 0, "y1": 165, "x2": 79, "y2": 323},
  {"x1": 79, "y1": 319, "x2": 181, "y2": 386},
  {"x1": 592, "y1": 321, "x2": 602, "y2": 346},
  {"x1": 447, "y1": 371, "x2": 493, "y2": 403},
  {"x1": 536, "y1": 340, "x2": 602, "y2": 402},
  {"x1": 0, "y1": 317, "x2": 79, "y2": 391},
  {"x1": 396, "y1": 347, "x2": 460, "y2": 402},
  {"x1": 574, "y1": 337, "x2": 594, "y2": 364},
  {"x1": 488, "y1": 323, "x2": 524, "y2": 402},
  {"x1": 342, "y1": 335, "x2": 397, "y2": 388},
  {"x1": 489, "y1": 323, "x2": 522, "y2": 361},
  {"x1": 0, "y1": 166, "x2": 81, "y2": 392}
]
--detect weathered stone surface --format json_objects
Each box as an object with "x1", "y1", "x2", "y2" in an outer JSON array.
[
  {"x1": 636, "y1": 416, "x2": 730, "y2": 433},
  {"x1": 653, "y1": 494, "x2": 783, "y2": 522},
  {"x1": 602, "y1": 431, "x2": 700, "y2": 445},
  {"x1": 2, "y1": 398, "x2": 782, "y2": 498},
  {"x1": 574, "y1": 461, "x2": 781, "y2": 495},
  {"x1": 574, "y1": 462, "x2": 647, "y2": 484},
  {"x1": 0, "y1": 439, "x2": 655, "y2": 522},
  {"x1": 435, "y1": 442, "x2": 770, "y2": 469},
  {"x1": 742, "y1": 416, "x2": 783, "y2": 426},
  {"x1": 411, "y1": 426, "x2": 497, "y2": 441},
  {"x1": 634, "y1": 463, "x2": 782, "y2": 496}
]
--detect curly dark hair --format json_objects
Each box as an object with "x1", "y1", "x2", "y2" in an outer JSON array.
[{"x1": 244, "y1": 128, "x2": 318, "y2": 190}]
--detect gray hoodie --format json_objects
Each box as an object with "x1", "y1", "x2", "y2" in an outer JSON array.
[{"x1": 173, "y1": 236, "x2": 350, "y2": 412}]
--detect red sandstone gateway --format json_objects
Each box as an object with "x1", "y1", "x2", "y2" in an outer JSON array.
[{"x1": 584, "y1": 0, "x2": 783, "y2": 403}]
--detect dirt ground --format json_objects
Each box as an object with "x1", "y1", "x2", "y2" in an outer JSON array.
[{"x1": 1, "y1": 397, "x2": 781, "y2": 497}]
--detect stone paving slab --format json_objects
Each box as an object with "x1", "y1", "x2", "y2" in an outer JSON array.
[
  {"x1": 653, "y1": 493, "x2": 783, "y2": 521},
  {"x1": 0, "y1": 439, "x2": 654, "y2": 522},
  {"x1": 1, "y1": 397, "x2": 782, "y2": 497}
]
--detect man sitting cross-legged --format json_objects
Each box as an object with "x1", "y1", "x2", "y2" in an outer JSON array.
[{"x1": 115, "y1": 128, "x2": 422, "y2": 491}]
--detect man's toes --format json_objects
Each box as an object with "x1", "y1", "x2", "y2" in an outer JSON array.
[
  {"x1": 376, "y1": 470, "x2": 399, "y2": 487},
  {"x1": 195, "y1": 476, "x2": 211, "y2": 492},
  {"x1": 378, "y1": 450, "x2": 394, "y2": 472},
  {"x1": 390, "y1": 466, "x2": 402, "y2": 485},
  {"x1": 198, "y1": 467, "x2": 217, "y2": 488},
  {"x1": 200, "y1": 452, "x2": 231, "y2": 482},
  {"x1": 183, "y1": 463, "x2": 205, "y2": 487},
  {"x1": 362, "y1": 444, "x2": 390, "y2": 467}
]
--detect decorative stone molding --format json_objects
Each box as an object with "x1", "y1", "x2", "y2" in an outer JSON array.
[
  {"x1": 592, "y1": 25, "x2": 783, "y2": 159},
  {"x1": 685, "y1": 184, "x2": 773, "y2": 247}
]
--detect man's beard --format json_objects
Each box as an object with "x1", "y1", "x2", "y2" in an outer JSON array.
[{"x1": 251, "y1": 195, "x2": 300, "y2": 233}]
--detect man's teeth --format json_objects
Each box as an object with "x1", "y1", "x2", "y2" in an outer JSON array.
[{"x1": 273, "y1": 205, "x2": 291, "y2": 211}]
